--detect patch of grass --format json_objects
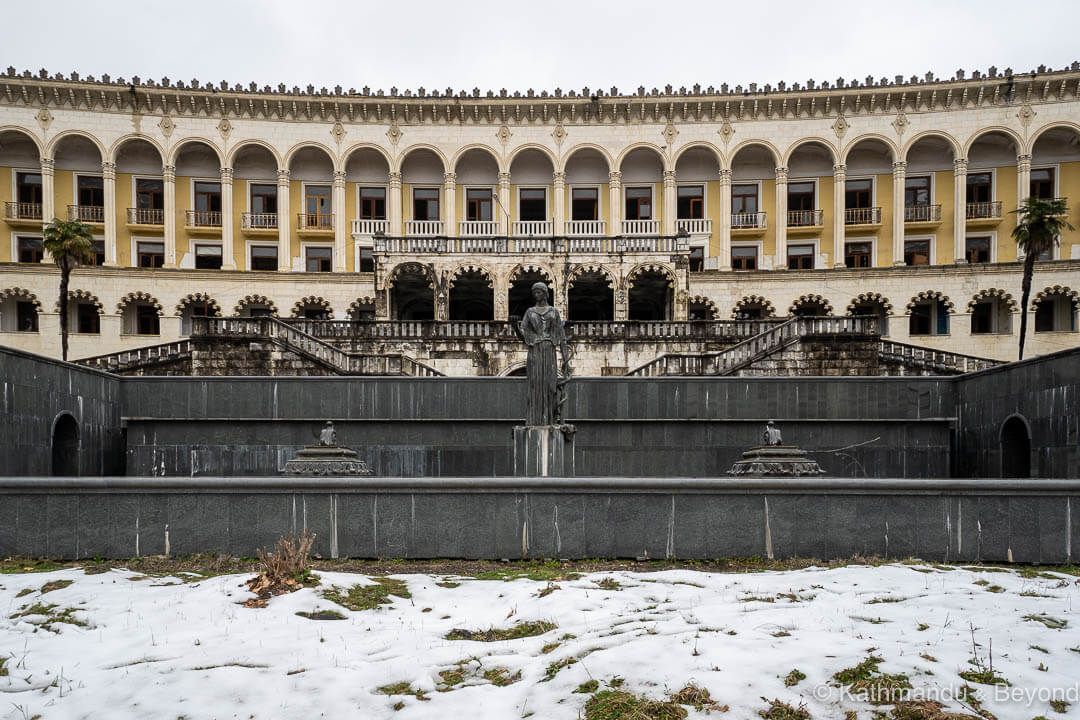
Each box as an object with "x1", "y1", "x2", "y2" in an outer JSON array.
[
  {"x1": 1030, "y1": 645, "x2": 1049, "y2": 654},
  {"x1": 15, "y1": 588, "x2": 33, "y2": 598},
  {"x1": 377, "y1": 681, "x2": 429, "y2": 702},
  {"x1": 543, "y1": 657, "x2": 577, "y2": 681},
  {"x1": 472, "y1": 559, "x2": 581, "y2": 582},
  {"x1": 584, "y1": 690, "x2": 688, "y2": 720},
  {"x1": 575, "y1": 680, "x2": 600, "y2": 694},
  {"x1": 917, "y1": 623, "x2": 930, "y2": 631},
  {"x1": 541, "y1": 642, "x2": 561, "y2": 654},
  {"x1": 295, "y1": 609, "x2": 345, "y2": 620},
  {"x1": 983, "y1": 585, "x2": 1005, "y2": 593},
  {"x1": 740, "y1": 594, "x2": 776, "y2": 603},
  {"x1": 772, "y1": 630, "x2": 792, "y2": 638},
  {"x1": 191, "y1": 662, "x2": 269, "y2": 670},
  {"x1": 868, "y1": 596, "x2": 908, "y2": 604},
  {"x1": 40, "y1": 579, "x2": 73, "y2": 594},
  {"x1": 436, "y1": 580, "x2": 460, "y2": 588},
  {"x1": 321, "y1": 578, "x2": 411, "y2": 611},
  {"x1": 446, "y1": 620, "x2": 556, "y2": 642},
  {"x1": 1024, "y1": 614, "x2": 1068, "y2": 630},
  {"x1": 483, "y1": 667, "x2": 522, "y2": 687},
  {"x1": 886, "y1": 700, "x2": 982, "y2": 719},
  {"x1": 958, "y1": 666, "x2": 1010, "y2": 686},
  {"x1": 670, "y1": 684, "x2": 726, "y2": 712},
  {"x1": 833, "y1": 656, "x2": 912, "y2": 705},
  {"x1": 1019, "y1": 590, "x2": 1054, "y2": 598},
  {"x1": 920, "y1": 654, "x2": 938, "y2": 663},
  {"x1": 286, "y1": 668, "x2": 306, "y2": 676},
  {"x1": 776, "y1": 591, "x2": 815, "y2": 602},
  {"x1": 0, "y1": 558, "x2": 66, "y2": 574},
  {"x1": 759, "y1": 697, "x2": 810, "y2": 720},
  {"x1": 0, "y1": 657, "x2": 6, "y2": 677},
  {"x1": 785, "y1": 669, "x2": 807, "y2": 687},
  {"x1": 538, "y1": 583, "x2": 560, "y2": 598},
  {"x1": 596, "y1": 577, "x2": 621, "y2": 591},
  {"x1": 850, "y1": 615, "x2": 890, "y2": 624},
  {"x1": 9, "y1": 602, "x2": 87, "y2": 632},
  {"x1": 972, "y1": 579, "x2": 990, "y2": 586},
  {"x1": 1050, "y1": 699, "x2": 1069, "y2": 713}
]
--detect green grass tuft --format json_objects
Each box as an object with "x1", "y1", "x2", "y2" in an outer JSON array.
[
  {"x1": 785, "y1": 669, "x2": 807, "y2": 687},
  {"x1": 321, "y1": 578, "x2": 410, "y2": 611},
  {"x1": 1023, "y1": 614, "x2": 1068, "y2": 630},
  {"x1": 833, "y1": 656, "x2": 911, "y2": 705},
  {"x1": 574, "y1": 679, "x2": 600, "y2": 694},
  {"x1": 758, "y1": 697, "x2": 810, "y2": 719},
  {"x1": 543, "y1": 656, "x2": 577, "y2": 681},
  {"x1": 295, "y1": 609, "x2": 345, "y2": 620},
  {"x1": 446, "y1": 620, "x2": 556, "y2": 642},
  {"x1": 584, "y1": 690, "x2": 688, "y2": 720}
]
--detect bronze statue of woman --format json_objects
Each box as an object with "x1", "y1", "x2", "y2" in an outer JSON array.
[{"x1": 515, "y1": 282, "x2": 571, "y2": 426}]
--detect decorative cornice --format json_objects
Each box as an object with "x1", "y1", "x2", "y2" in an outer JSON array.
[{"x1": 2, "y1": 63, "x2": 1078, "y2": 126}]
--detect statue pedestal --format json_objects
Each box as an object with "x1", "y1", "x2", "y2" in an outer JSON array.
[
  {"x1": 728, "y1": 445, "x2": 824, "y2": 477},
  {"x1": 513, "y1": 425, "x2": 575, "y2": 477},
  {"x1": 283, "y1": 445, "x2": 373, "y2": 476}
]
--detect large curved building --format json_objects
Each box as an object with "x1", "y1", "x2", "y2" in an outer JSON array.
[{"x1": 1, "y1": 63, "x2": 1079, "y2": 373}]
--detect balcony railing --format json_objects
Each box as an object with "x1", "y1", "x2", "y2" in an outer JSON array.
[
  {"x1": 621, "y1": 219, "x2": 661, "y2": 236},
  {"x1": 676, "y1": 218, "x2": 712, "y2": 235},
  {"x1": 406, "y1": 220, "x2": 444, "y2": 236},
  {"x1": 732, "y1": 211, "x2": 766, "y2": 229},
  {"x1": 351, "y1": 218, "x2": 389, "y2": 235},
  {"x1": 459, "y1": 220, "x2": 500, "y2": 236},
  {"x1": 904, "y1": 204, "x2": 942, "y2": 223},
  {"x1": 966, "y1": 201, "x2": 1002, "y2": 220},
  {"x1": 844, "y1": 207, "x2": 882, "y2": 225},
  {"x1": 127, "y1": 208, "x2": 164, "y2": 225},
  {"x1": 4, "y1": 202, "x2": 42, "y2": 221},
  {"x1": 512, "y1": 220, "x2": 553, "y2": 236},
  {"x1": 185, "y1": 210, "x2": 222, "y2": 227},
  {"x1": 298, "y1": 213, "x2": 333, "y2": 230},
  {"x1": 565, "y1": 220, "x2": 606, "y2": 236},
  {"x1": 67, "y1": 205, "x2": 104, "y2": 223},
  {"x1": 242, "y1": 212, "x2": 278, "y2": 230},
  {"x1": 788, "y1": 209, "x2": 824, "y2": 227},
  {"x1": 372, "y1": 235, "x2": 688, "y2": 254}
]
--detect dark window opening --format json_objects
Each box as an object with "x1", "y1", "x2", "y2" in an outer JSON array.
[
  {"x1": 17, "y1": 236, "x2": 42, "y2": 263},
  {"x1": 519, "y1": 188, "x2": 546, "y2": 222},
  {"x1": 76, "y1": 303, "x2": 100, "y2": 334},
  {"x1": 195, "y1": 244, "x2": 223, "y2": 270},
  {"x1": 677, "y1": 185, "x2": 704, "y2": 219},
  {"x1": 625, "y1": 187, "x2": 652, "y2": 220},
  {"x1": 16, "y1": 172, "x2": 43, "y2": 204},
  {"x1": 137, "y1": 241, "x2": 164, "y2": 268},
  {"x1": 971, "y1": 302, "x2": 993, "y2": 334},
  {"x1": 136, "y1": 305, "x2": 160, "y2": 335},
  {"x1": 732, "y1": 184, "x2": 759, "y2": 215},
  {"x1": 305, "y1": 185, "x2": 332, "y2": 223},
  {"x1": 359, "y1": 248, "x2": 374, "y2": 272},
  {"x1": 136, "y1": 178, "x2": 164, "y2": 210},
  {"x1": 904, "y1": 239, "x2": 931, "y2": 266},
  {"x1": 787, "y1": 244, "x2": 814, "y2": 270},
  {"x1": 16, "y1": 301, "x2": 38, "y2": 332},
  {"x1": 788, "y1": 181, "x2": 815, "y2": 212},
  {"x1": 689, "y1": 246, "x2": 704, "y2": 272},
  {"x1": 571, "y1": 187, "x2": 598, "y2": 221},
  {"x1": 966, "y1": 172, "x2": 993, "y2": 203},
  {"x1": 466, "y1": 188, "x2": 493, "y2": 222},
  {"x1": 302, "y1": 306, "x2": 329, "y2": 320},
  {"x1": 731, "y1": 246, "x2": 757, "y2": 270},
  {"x1": 1030, "y1": 168, "x2": 1055, "y2": 200},
  {"x1": 195, "y1": 181, "x2": 222, "y2": 212},
  {"x1": 305, "y1": 246, "x2": 332, "y2": 272},
  {"x1": 250, "y1": 245, "x2": 278, "y2": 271},
  {"x1": 90, "y1": 240, "x2": 105, "y2": 266},
  {"x1": 845, "y1": 241, "x2": 872, "y2": 268},
  {"x1": 966, "y1": 236, "x2": 991, "y2": 264},
  {"x1": 845, "y1": 179, "x2": 873, "y2": 209},
  {"x1": 77, "y1": 175, "x2": 104, "y2": 207},
  {"x1": 360, "y1": 187, "x2": 386, "y2": 220},
  {"x1": 449, "y1": 270, "x2": 494, "y2": 321},
  {"x1": 249, "y1": 307, "x2": 273, "y2": 318},
  {"x1": 567, "y1": 271, "x2": 614, "y2": 321},
  {"x1": 905, "y1": 176, "x2": 931, "y2": 207},
  {"x1": 250, "y1": 183, "x2": 278, "y2": 214},
  {"x1": 413, "y1": 188, "x2": 440, "y2": 221}
]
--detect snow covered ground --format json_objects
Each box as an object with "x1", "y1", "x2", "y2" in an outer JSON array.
[{"x1": 0, "y1": 563, "x2": 1077, "y2": 719}]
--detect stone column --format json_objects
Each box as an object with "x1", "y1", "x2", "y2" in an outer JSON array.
[
  {"x1": 220, "y1": 166, "x2": 236, "y2": 270},
  {"x1": 38, "y1": 158, "x2": 55, "y2": 261},
  {"x1": 332, "y1": 170, "x2": 347, "y2": 270},
  {"x1": 832, "y1": 164, "x2": 846, "y2": 268},
  {"x1": 953, "y1": 158, "x2": 968, "y2": 264},
  {"x1": 163, "y1": 163, "x2": 177, "y2": 268},
  {"x1": 388, "y1": 171, "x2": 403, "y2": 236},
  {"x1": 1017, "y1": 153, "x2": 1032, "y2": 231},
  {"x1": 718, "y1": 169, "x2": 732, "y2": 271},
  {"x1": 891, "y1": 161, "x2": 906, "y2": 266},
  {"x1": 663, "y1": 169, "x2": 677, "y2": 236},
  {"x1": 443, "y1": 172, "x2": 457, "y2": 236},
  {"x1": 498, "y1": 171, "x2": 512, "y2": 236},
  {"x1": 774, "y1": 166, "x2": 788, "y2": 269},
  {"x1": 608, "y1": 170, "x2": 622, "y2": 236},
  {"x1": 552, "y1": 171, "x2": 566, "y2": 235},
  {"x1": 102, "y1": 161, "x2": 118, "y2": 266},
  {"x1": 276, "y1": 169, "x2": 291, "y2": 271}
]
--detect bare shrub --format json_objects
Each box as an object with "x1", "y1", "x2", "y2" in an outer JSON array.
[{"x1": 245, "y1": 530, "x2": 317, "y2": 605}]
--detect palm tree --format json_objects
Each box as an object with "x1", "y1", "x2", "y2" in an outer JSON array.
[
  {"x1": 1011, "y1": 197, "x2": 1074, "y2": 361},
  {"x1": 43, "y1": 218, "x2": 95, "y2": 361}
]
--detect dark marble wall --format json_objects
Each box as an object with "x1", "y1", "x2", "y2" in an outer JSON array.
[{"x1": 0, "y1": 346, "x2": 123, "y2": 476}]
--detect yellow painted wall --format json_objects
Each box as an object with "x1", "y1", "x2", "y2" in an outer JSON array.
[
  {"x1": 995, "y1": 166, "x2": 1018, "y2": 262},
  {"x1": 705, "y1": 181, "x2": 722, "y2": 258},
  {"x1": 818, "y1": 176, "x2": 835, "y2": 264},
  {"x1": 345, "y1": 182, "x2": 358, "y2": 271},
  {"x1": 934, "y1": 169, "x2": 956, "y2": 267},
  {"x1": 288, "y1": 180, "x2": 303, "y2": 261},
  {"x1": 761, "y1": 179, "x2": 777, "y2": 260},
  {"x1": 174, "y1": 175, "x2": 198, "y2": 263},
  {"x1": 1062, "y1": 161, "x2": 1080, "y2": 258},
  {"x1": 115, "y1": 173, "x2": 133, "y2": 266},
  {"x1": 54, "y1": 169, "x2": 75, "y2": 223},
  {"x1": 0, "y1": 167, "x2": 12, "y2": 262}
]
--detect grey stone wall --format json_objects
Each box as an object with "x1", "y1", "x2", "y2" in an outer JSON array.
[
  {"x1": 956, "y1": 346, "x2": 1080, "y2": 478},
  {"x1": 0, "y1": 346, "x2": 123, "y2": 475},
  {"x1": 1, "y1": 477, "x2": 1076, "y2": 562}
]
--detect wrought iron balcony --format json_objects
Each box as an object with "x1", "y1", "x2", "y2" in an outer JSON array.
[
  {"x1": 844, "y1": 207, "x2": 882, "y2": 225},
  {"x1": 4, "y1": 201, "x2": 42, "y2": 221},
  {"x1": 185, "y1": 210, "x2": 222, "y2": 228},
  {"x1": 298, "y1": 213, "x2": 333, "y2": 230},
  {"x1": 127, "y1": 208, "x2": 164, "y2": 225},
  {"x1": 732, "y1": 211, "x2": 766, "y2": 229},
  {"x1": 372, "y1": 235, "x2": 688, "y2": 254},
  {"x1": 966, "y1": 201, "x2": 1002, "y2": 220},
  {"x1": 787, "y1": 209, "x2": 824, "y2": 227},
  {"x1": 242, "y1": 212, "x2": 278, "y2": 230},
  {"x1": 67, "y1": 205, "x2": 104, "y2": 223},
  {"x1": 904, "y1": 204, "x2": 942, "y2": 223}
]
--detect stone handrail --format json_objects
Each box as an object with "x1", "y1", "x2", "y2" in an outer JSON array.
[
  {"x1": 76, "y1": 339, "x2": 192, "y2": 372},
  {"x1": 627, "y1": 316, "x2": 878, "y2": 376},
  {"x1": 877, "y1": 339, "x2": 1000, "y2": 373}
]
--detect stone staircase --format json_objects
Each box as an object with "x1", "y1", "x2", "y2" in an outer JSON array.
[
  {"x1": 627, "y1": 316, "x2": 1001, "y2": 376},
  {"x1": 77, "y1": 339, "x2": 194, "y2": 374}
]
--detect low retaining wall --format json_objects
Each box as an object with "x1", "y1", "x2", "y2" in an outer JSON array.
[{"x1": 2, "y1": 477, "x2": 1075, "y2": 563}]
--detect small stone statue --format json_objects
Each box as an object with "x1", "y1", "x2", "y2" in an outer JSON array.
[
  {"x1": 319, "y1": 421, "x2": 337, "y2": 447},
  {"x1": 763, "y1": 420, "x2": 783, "y2": 446},
  {"x1": 512, "y1": 282, "x2": 571, "y2": 426}
]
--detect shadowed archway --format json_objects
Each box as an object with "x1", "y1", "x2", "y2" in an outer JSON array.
[{"x1": 51, "y1": 412, "x2": 79, "y2": 476}]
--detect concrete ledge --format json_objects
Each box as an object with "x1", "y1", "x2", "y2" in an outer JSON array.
[{"x1": 1, "y1": 477, "x2": 1076, "y2": 563}]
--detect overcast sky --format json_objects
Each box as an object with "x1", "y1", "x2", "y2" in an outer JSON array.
[{"x1": 6, "y1": 0, "x2": 1077, "y2": 94}]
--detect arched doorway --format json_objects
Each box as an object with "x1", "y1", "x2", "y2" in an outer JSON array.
[
  {"x1": 1000, "y1": 415, "x2": 1031, "y2": 478},
  {"x1": 51, "y1": 413, "x2": 80, "y2": 476}
]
